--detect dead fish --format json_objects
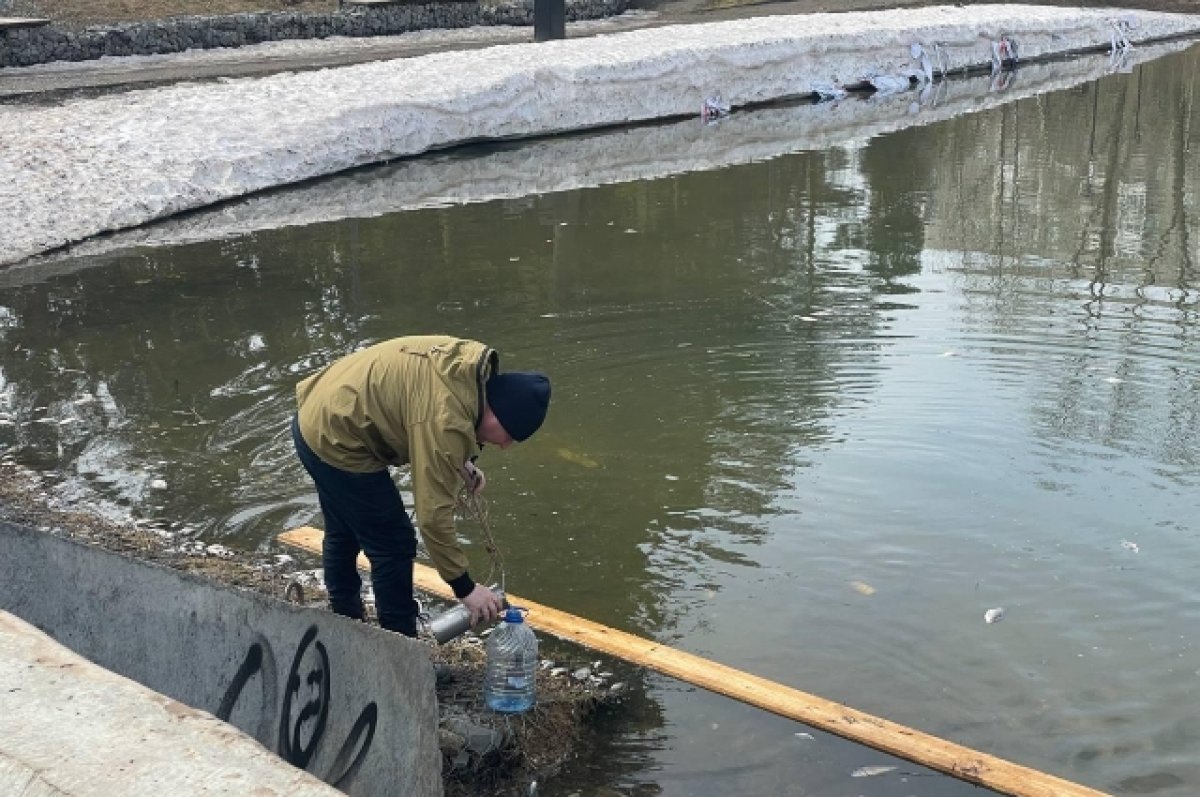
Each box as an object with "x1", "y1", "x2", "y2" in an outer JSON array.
[
  {"x1": 557, "y1": 448, "x2": 600, "y2": 468},
  {"x1": 851, "y1": 765, "x2": 896, "y2": 778}
]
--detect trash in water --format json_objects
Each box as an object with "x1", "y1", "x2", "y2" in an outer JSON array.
[
  {"x1": 850, "y1": 580, "x2": 876, "y2": 596},
  {"x1": 812, "y1": 81, "x2": 848, "y2": 101},
  {"x1": 1120, "y1": 540, "x2": 1139, "y2": 553},
  {"x1": 851, "y1": 765, "x2": 897, "y2": 777},
  {"x1": 700, "y1": 95, "x2": 731, "y2": 121},
  {"x1": 865, "y1": 73, "x2": 911, "y2": 96},
  {"x1": 984, "y1": 607, "x2": 1005, "y2": 624},
  {"x1": 794, "y1": 732, "x2": 815, "y2": 741}
]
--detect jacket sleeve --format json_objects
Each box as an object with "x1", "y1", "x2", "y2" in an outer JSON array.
[{"x1": 408, "y1": 419, "x2": 476, "y2": 591}]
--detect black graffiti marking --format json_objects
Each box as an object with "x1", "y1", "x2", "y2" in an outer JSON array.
[
  {"x1": 216, "y1": 635, "x2": 279, "y2": 742},
  {"x1": 217, "y1": 642, "x2": 262, "y2": 721},
  {"x1": 329, "y1": 702, "x2": 378, "y2": 790},
  {"x1": 218, "y1": 623, "x2": 379, "y2": 788},
  {"x1": 278, "y1": 624, "x2": 331, "y2": 770}
]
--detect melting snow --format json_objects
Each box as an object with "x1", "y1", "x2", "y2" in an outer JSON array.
[{"x1": 2, "y1": 5, "x2": 1199, "y2": 266}]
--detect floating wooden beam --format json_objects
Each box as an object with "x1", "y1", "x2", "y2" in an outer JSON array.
[{"x1": 279, "y1": 526, "x2": 1109, "y2": 797}]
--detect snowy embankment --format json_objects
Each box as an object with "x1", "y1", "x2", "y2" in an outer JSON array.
[
  {"x1": 10, "y1": 36, "x2": 1191, "y2": 279},
  {"x1": 3, "y1": 5, "x2": 1200, "y2": 267}
]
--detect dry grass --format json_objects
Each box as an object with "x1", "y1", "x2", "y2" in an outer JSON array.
[{"x1": 7, "y1": 0, "x2": 1198, "y2": 30}]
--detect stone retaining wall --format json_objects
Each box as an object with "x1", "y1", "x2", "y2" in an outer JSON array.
[{"x1": 0, "y1": 0, "x2": 628, "y2": 67}]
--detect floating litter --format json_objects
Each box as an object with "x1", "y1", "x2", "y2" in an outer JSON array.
[
  {"x1": 984, "y1": 607, "x2": 1005, "y2": 624},
  {"x1": 851, "y1": 765, "x2": 897, "y2": 777}
]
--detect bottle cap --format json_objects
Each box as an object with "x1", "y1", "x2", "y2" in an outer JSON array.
[{"x1": 504, "y1": 607, "x2": 524, "y2": 624}]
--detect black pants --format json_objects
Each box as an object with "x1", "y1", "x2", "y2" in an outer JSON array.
[{"x1": 292, "y1": 415, "x2": 419, "y2": 636}]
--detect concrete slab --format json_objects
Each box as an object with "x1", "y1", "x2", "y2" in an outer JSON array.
[
  {"x1": 0, "y1": 521, "x2": 443, "y2": 797},
  {"x1": 0, "y1": 17, "x2": 50, "y2": 30},
  {"x1": 0, "y1": 611, "x2": 342, "y2": 797}
]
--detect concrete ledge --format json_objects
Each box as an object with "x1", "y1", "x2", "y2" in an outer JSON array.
[{"x1": 0, "y1": 610, "x2": 341, "y2": 797}]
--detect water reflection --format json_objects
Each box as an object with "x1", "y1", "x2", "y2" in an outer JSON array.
[{"x1": 2, "y1": 42, "x2": 1200, "y2": 796}]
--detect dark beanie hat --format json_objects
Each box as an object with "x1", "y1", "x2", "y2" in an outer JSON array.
[{"x1": 486, "y1": 371, "x2": 551, "y2": 442}]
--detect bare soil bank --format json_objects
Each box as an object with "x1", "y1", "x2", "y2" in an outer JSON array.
[{"x1": 10, "y1": 0, "x2": 1200, "y2": 30}]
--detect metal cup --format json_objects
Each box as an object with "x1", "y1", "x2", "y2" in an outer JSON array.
[{"x1": 426, "y1": 586, "x2": 507, "y2": 644}]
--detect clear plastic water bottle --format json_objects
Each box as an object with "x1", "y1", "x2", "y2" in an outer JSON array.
[{"x1": 483, "y1": 607, "x2": 537, "y2": 713}]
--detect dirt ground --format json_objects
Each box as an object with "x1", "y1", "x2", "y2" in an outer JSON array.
[{"x1": 9, "y1": 0, "x2": 1200, "y2": 31}]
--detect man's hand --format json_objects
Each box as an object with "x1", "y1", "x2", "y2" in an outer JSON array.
[
  {"x1": 462, "y1": 584, "x2": 504, "y2": 626},
  {"x1": 461, "y1": 459, "x2": 486, "y2": 495}
]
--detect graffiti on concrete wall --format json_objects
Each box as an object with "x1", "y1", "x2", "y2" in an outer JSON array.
[{"x1": 217, "y1": 624, "x2": 379, "y2": 789}]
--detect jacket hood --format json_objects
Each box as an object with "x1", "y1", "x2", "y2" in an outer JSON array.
[{"x1": 424, "y1": 337, "x2": 498, "y2": 427}]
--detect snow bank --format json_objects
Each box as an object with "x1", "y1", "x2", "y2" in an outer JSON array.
[
  {"x1": 2, "y1": 5, "x2": 1199, "y2": 266},
  {"x1": 9, "y1": 36, "x2": 1190, "y2": 280}
]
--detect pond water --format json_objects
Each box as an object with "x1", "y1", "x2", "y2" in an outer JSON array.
[{"x1": 2, "y1": 42, "x2": 1199, "y2": 796}]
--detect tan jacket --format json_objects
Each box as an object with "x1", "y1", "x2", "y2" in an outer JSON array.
[{"x1": 295, "y1": 336, "x2": 497, "y2": 582}]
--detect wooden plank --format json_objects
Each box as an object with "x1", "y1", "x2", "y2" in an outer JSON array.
[{"x1": 279, "y1": 526, "x2": 1110, "y2": 797}]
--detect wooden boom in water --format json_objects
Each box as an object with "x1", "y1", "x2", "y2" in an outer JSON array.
[{"x1": 279, "y1": 526, "x2": 1109, "y2": 797}]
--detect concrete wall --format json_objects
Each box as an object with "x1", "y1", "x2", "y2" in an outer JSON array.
[
  {"x1": 0, "y1": 521, "x2": 443, "y2": 797},
  {"x1": 0, "y1": 0, "x2": 628, "y2": 68}
]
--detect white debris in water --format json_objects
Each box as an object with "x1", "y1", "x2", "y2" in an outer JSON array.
[
  {"x1": 984, "y1": 607, "x2": 1005, "y2": 624},
  {"x1": 1120, "y1": 539, "x2": 1140, "y2": 553},
  {"x1": 851, "y1": 765, "x2": 897, "y2": 777},
  {"x1": 794, "y1": 732, "x2": 815, "y2": 741},
  {"x1": 206, "y1": 543, "x2": 234, "y2": 559},
  {"x1": 148, "y1": 478, "x2": 168, "y2": 490},
  {"x1": 3, "y1": 6, "x2": 1198, "y2": 266}
]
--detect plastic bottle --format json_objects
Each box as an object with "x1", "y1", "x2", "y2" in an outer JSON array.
[{"x1": 483, "y1": 607, "x2": 538, "y2": 713}]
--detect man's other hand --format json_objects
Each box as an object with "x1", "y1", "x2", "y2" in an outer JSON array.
[{"x1": 461, "y1": 460, "x2": 487, "y2": 494}]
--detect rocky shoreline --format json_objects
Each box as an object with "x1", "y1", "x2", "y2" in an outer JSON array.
[{"x1": 0, "y1": 0, "x2": 628, "y2": 68}]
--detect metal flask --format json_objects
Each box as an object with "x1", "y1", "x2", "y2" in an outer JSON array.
[{"x1": 426, "y1": 588, "x2": 507, "y2": 644}]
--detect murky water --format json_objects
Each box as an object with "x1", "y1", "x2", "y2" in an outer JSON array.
[{"x1": 3, "y1": 42, "x2": 1200, "y2": 796}]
